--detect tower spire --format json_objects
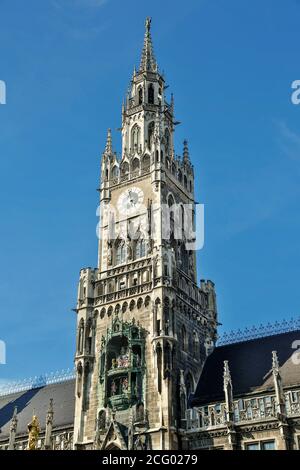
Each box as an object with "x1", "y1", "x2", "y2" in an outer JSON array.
[{"x1": 139, "y1": 17, "x2": 157, "y2": 72}]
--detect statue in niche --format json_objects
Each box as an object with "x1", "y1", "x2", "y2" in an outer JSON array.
[
  {"x1": 165, "y1": 319, "x2": 170, "y2": 336},
  {"x1": 111, "y1": 380, "x2": 117, "y2": 396},
  {"x1": 122, "y1": 377, "x2": 128, "y2": 393},
  {"x1": 134, "y1": 353, "x2": 141, "y2": 367},
  {"x1": 117, "y1": 346, "x2": 129, "y2": 368},
  {"x1": 98, "y1": 410, "x2": 106, "y2": 430},
  {"x1": 107, "y1": 241, "x2": 113, "y2": 266},
  {"x1": 127, "y1": 238, "x2": 133, "y2": 261},
  {"x1": 189, "y1": 253, "x2": 194, "y2": 274}
]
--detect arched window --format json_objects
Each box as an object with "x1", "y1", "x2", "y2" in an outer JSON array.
[
  {"x1": 192, "y1": 331, "x2": 199, "y2": 358},
  {"x1": 78, "y1": 319, "x2": 84, "y2": 355},
  {"x1": 184, "y1": 175, "x2": 187, "y2": 189},
  {"x1": 138, "y1": 87, "x2": 143, "y2": 105},
  {"x1": 141, "y1": 154, "x2": 150, "y2": 172},
  {"x1": 85, "y1": 318, "x2": 93, "y2": 355},
  {"x1": 160, "y1": 150, "x2": 164, "y2": 164},
  {"x1": 148, "y1": 121, "x2": 155, "y2": 146},
  {"x1": 148, "y1": 83, "x2": 154, "y2": 104},
  {"x1": 156, "y1": 150, "x2": 159, "y2": 162},
  {"x1": 131, "y1": 125, "x2": 140, "y2": 151},
  {"x1": 121, "y1": 161, "x2": 129, "y2": 177},
  {"x1": 156, "y1": 344, "x2": 162, "y2": 394},
  {"x1": 168, "y1": 195, "x2": 175, "y2": 238},
  {"x1": 98, "y1": 410, "x2": 106, "y2": 431},
  {"x1": 185, "y1": 373, "x2": 194, "y2": 401},
  {"x1": 178, "y1": 169, "x2": 182, "y2": 183},
  {"x1": 189, "y1": 180, "x2": 192, "y2": 192},
  {"x1": 164, "y1": 305, "x2": 170, "y2": 335},
  {"x1": 77, "y1": 362, "x2": 83, "y2": 397},
  {"x1": 165, "y1": 128, "x2": 170, "y2": 154},
  {"x1": 111, "y1": 166, "x2": 119, "y2": 179},
  {"x1": 164, "y1": 343, "x2": 171, "y2": 375},
  {"x1": 181, "y1": 325, "x2": 188, "y2": 352},
  {"x1": 181, "y1": 205, "x2": 185, "y2": 236},
  {"x1": 116, "y1": 242, "x2": 126, "y2": 265},
  {"x1": 135, "y1": 239, "x2": 146, "y2": 259},
  {"x1": 132, "y1": 157, "x2": 140, "y2": 173},
  {"x1": 180, "y1": 391, "x2": 186, "y2": 418}
]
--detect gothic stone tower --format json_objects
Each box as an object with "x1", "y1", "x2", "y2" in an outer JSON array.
[{"x1": 73, "y1": 18, "x2": 218, "y2": 450}]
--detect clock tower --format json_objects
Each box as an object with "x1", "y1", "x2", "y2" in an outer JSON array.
[{"x1": 73, "y1": 18, "x2": 218, "y2": 450}]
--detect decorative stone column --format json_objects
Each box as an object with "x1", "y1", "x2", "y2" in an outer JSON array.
[
  {"x1": 223, "y1": 361, "x2": 237, "y2": 450},
  {"x1": 272, "y1": 351, "x2": 289, "y2": 450},
  {"x1": 44, "y1": 398, "x2": 54, "y2": 450},
  {"x1": 8, "y1": 407, "x2": 18, "y2": 450}
]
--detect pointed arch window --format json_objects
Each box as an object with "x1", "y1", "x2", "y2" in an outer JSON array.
[
  {"x1": 135, "y1": 239, "x2": 147, "y2": 259},
  {"x1": 178, "y1": 169, "x2": 182, "y2": 183},
  {"x1": 168, "y1": 195, "x2": 175, "y2": 238},
  {"x1": 131, "y1": 125, "x2": 140, "y2": 151},
  {"x1": 116, "y1": 242, "x2": 126, "y2": 265},
  {"x1": 121, "y1": 161, "x2": 129, "y2": 177},
  {"x1": 156, "y1": 344, "x2": 162, "y2": 394},
  {"x1": 111, "y1": 166, "x2": 119, "y2": 179},
  {"x1": 77, "y1": 319, "x2": 85, "y2": 355},
  {"x1": 148, "y1": 121, "x2": 155, "y2": 146},
  {"x1": 148, "y1": 83, "x2": 154, "y2": 104},
  {"x1": 138, "y1": 87, "x2": 143, "y2": 105},
  {"x1": 185, "y1": 372, "x2": 194, "y2": 401},
  {"x1": 181, "y1": 325, "x2": 188, "y2": 352},
  {"x1": 141, "y1": 154, "x2": 150, "y2": 172},
  {"x1": 165, "y1": 128, "x2": 170, "y2": 155},
  {"x1": 181, "y1": 205, "x2": 185, "y2": 236},
  {"x1": 132, "y1": 157, "x2": 140, "y2": 173}
]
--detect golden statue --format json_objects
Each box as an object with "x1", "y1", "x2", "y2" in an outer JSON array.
[{"x1": 27, "y1": 414, "x2": 40, "y2": 450}]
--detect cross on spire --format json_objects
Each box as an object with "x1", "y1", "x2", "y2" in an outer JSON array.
[{"x1": 139, "y1": 17, "x2": 157, "y2": 72}]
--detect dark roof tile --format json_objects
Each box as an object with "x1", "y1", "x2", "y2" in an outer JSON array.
[{"x1": 192, "y1": 330, "x2": 300, "y2": 407}]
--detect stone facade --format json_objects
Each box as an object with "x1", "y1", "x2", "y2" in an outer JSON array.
[{"x1": 1, "y1": 18, "x2": 299, "y2": 452}]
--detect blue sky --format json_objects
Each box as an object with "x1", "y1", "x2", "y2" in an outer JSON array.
[{"x1": 0, "y1": 0, "x2": 300, "y2": 382}]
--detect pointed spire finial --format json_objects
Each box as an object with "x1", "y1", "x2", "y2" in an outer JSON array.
[
  {"x1": 272, "y1": 350, "x2": 279, "y2": 371},
  {"x1": 183, "y1": 139, "x2": 190, "y2": 163},
  {"x1": 223, "y1": 360, "x2": 231, "y2": 383},
  {"x1": 104, "y1": 128, "x2": 112, "y2": 154},
  {"x1": 170, "y1": 93, "x2": 174, "y2": 111},
  {"x1": 139, "y1": 17, "x2": 157, "y2": 72},
  {"x1": 10, "y1": 406, "x2": 18, "y2": 431}
]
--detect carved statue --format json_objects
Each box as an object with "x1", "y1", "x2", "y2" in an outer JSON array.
[
  {"x1": 111, "y1": 380, "x2": 117, "y2": 396},
  {"x1": 117, "y1": 347, "x2": 129, "y2": 368},
  {"x1": 127, "y1": 238, "x2": 133, "y2": 261},
  {"x1": 107, "y1": 241, "x2": 113, "y2": 266},
  {"x1": 122, "y1": 377, "x2": 129, "y2": 392},
  {"x1": 27, "y1": 415, "x2": 40, "y2": 450}
]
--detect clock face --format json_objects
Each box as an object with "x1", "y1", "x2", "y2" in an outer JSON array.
[{"x1": 117, "y1": 187, "x2": 144, "y2": 215}]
